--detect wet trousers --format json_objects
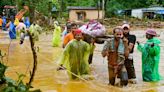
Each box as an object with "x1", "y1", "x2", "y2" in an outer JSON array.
[
  {"x1": 108, "y1": 64, "x2": 128, "y2": 86},
  {"x1": 124, "y1": 59, "x2": 136, "y2": 79}
]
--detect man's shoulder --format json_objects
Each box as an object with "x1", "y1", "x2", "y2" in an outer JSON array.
[
  {"x1": 65, "y1": 32, "x2": 72, "y2": 38},
  {"x1": 80, "y1": 40, "x2": 89, "y2": 44},
  {"x1": 127, "y1": 34, "x2": 136, "y2": 44},
  {"x1": 66, "y1": 39, "x2": 75, "y2": 46},
  {"x1": 103, "y1": 39, "x2": 114, "y2": 47},
  {"x1": 129, "y1": 34, "x2": 136, "y2": 38},
  {"x1": 106, "y1": 38, "x2": 114, "y2": 43},
  {"x1": 69, "y1": 40, "x2": 88, "y2": 46},
  {"x1": 69, "y1": 39, "x2": 75, "y2": 43},
  {"x1": 128, "y1": 34, "x2": 136, "y2": 41}
]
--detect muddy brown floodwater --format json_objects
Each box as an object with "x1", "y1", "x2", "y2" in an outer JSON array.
[{"x1": 0, "y1": 30, "x2": 164, "y2": 92}]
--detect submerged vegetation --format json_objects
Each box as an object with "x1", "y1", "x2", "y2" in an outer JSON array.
[
  {"x1": 0, "y1": 32, "x2": 41, "y2": 92},
  {"x1": 0, "y1": 50, "x2": 30, "y2": 92}
]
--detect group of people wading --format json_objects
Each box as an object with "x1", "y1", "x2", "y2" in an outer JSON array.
[
  {"x1": 102, "y1": 24, "x2": 161, "y2": 86},
  {"x1": 56, "y1": 20, "x2": 162, "y2": 87}
]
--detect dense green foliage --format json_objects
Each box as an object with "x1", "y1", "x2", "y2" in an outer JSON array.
[{"x1": 1, "y1": 0, "x2": 164, "y2": 18}]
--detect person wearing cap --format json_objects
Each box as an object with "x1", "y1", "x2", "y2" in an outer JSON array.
[
  {"x1": 58, "y1": 29, "x2": 91, "y2": 79},
  {"x1": 15, "y1": 19, "x2": 26, "y2": 44},
  {"x1": 63, "y1": 23, "x2": 77, "y2": 48},
  {"x1": 102, "y1": 27, "x2": 129, "y2": 86},
  {"x1": 137, "y1": 29, "x2": 161, "y2": 82},
  {"x1": 122, "y1": 24, "x2": 137, "y2": 83}
]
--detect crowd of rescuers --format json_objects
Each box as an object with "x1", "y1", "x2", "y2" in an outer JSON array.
[
  {"x1": 57, "y1": 21, "x2": 162, "y2": 86},
  {"x1": 62, "y1": 22, "x2": 95, "y2": 64}
]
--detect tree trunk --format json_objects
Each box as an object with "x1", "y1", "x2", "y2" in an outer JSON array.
[
  {"x1": 26, "y1": 31, "x2": 38, "y2": 88},
  {"x1": 97, "y1": 1, "x2": 100, "y2": 20},
  {"x1": 26, "y1": 0, "x2": 37, "y2": 23},
  {"x1": 104, "y1": 0, "x2": 109, "y2": 17},
  {"x1": 29, "y1": 4, "x2": 35, "y2": 23}
]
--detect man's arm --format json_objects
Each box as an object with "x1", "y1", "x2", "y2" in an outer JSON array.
[
  {"x1": 63, "y1": 35, "x2": 69, "y2": 48},
  {"x1": 128, "y1": 35, "x2": 136, "y2": 52},
  {"x1": 123, "y1": 37, "x2": 129, "y2": 58},
  {"x1": 57, "y1": 44, "x2": 70, "y2": 71},
  {"x1": 102, "y1": 50, "x2": 108, "y2": 57},
  {"x1": 149, "y1": 43, "x2": 160, "y2": 56},
  {"x1": 101, "y1": 41, "x2": 110, "y2": 57},
  {"x1": 59, "y1": 42, "x2": 71, "y2": 68},
  {"x1": 129, "y1": 43, "x2": 134, "y2": 52},
  {"x1": 137, "y1": 41, "x2": 144, "y2": 52}
]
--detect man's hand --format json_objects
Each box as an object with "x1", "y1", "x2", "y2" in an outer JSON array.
[
  {"x1": 57, "y1": 65, "x2": 66, "y2": 71},
  {"x1": 102, "y1": 50, "x2": 108, "y2": 57},
  {"x1": 20, "y1": 40, "x2": 24, "y2": 44},
  {"x1": 136, "y1": 41, "x2": 140, "y2": 45},
  {"x1": 150, "y1": 43, "x2": 154, "y2": 47},
  {"x1": 123, "y1": 37, "x2": 128, "y2": 48},
  {"x1": 123, "y1": 37, "x2": 128, "y2": 44},
  {"x1": 91, "y1": 38, "x2": 95, "y2": 45}
]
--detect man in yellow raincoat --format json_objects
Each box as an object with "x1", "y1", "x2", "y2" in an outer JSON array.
[
  {"x1": 52, "y1": 21, "x2": 61, "y2": 47},
  {"x1": 59, "y1": 29, "x2": 91, "y2": 79}
]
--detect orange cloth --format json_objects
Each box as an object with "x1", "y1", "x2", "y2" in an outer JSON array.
[
  {"x1": 63, "y1": 32, "x2": 74, "y2": 47},
  {"x1": 0, "y1": 18, "x2": 3, "y2": 26}
]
